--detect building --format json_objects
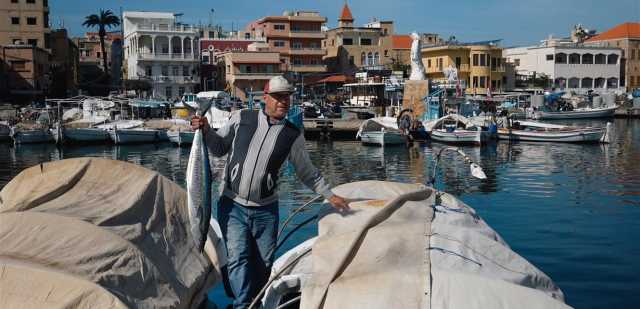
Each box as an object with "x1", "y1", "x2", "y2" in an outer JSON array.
[
  {"x1": 585, "y1": 22, "x2": 640, "y2": 91},
  {"x1": 323, "y1": 3, "x2": 396, "y2": 73},
  {"x1": 504, "y1": 37, "x2": 622, "y2": 93},
  {"x1": 199, "y1": 38, "x2": 266, "y2": 91},
  {"x1": 0, "y1": 44, "x2": 49, "y2": 103},
  {"x1": 0, "y1": 0, "x2": 51, "y2": 49},
  {"x1": 49, "y1": 29, "x2": 79, "y2": 97},
  {"x1": 218, "y1": 49, "x2": 281, "y2": 101},
  {"x1": 123, "y1": 11, "x2": 200, "y2": 100},
  {"x1": 421, "y1": 42, "x2": 507, "y2": 95},
  {"x1": 73, "y1": 31, "x2": 123, "y2": 88},
  {"x1": 245, "y1": 11, "x2": 327, "y2": 73}
]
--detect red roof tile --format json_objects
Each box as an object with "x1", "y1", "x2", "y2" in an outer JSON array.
[
  {"x1": 392, "y1": 35, "x2": 412, "y2": 49},
  {"x1": 339, "y1": 3, "x2": 354, "y2": 21},
  {"x1": 586, "y1": 22, "x2": 640, "y2": 42}
]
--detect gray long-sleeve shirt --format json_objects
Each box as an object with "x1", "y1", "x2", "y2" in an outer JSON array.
[{"x1": 205, "y1": 109, "x2": 333, "y2": 206}]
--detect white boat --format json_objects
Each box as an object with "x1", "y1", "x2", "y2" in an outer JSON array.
[
  {"x1": 425, "y1": 114, "x2": 492, "y2": 146},
  {"x1": 498, "y1": 120, "x2": 612, "y2": 143},
  {"x1": 95, "y1": 120, "x2": 144, "y2": 130},
  {"x1": 53, "y1": 126, "x2": 110, "y2": 144},
  {"x1": 109, "y1": 128, "x2": 159, "y2": 144},
  {"x1": 11, "y1": 128, "x2": 54, "y2": 144},
  {"x1": 533, "y1": 106, "x2": 617, "y2": 120},
  {"x1": 167, "y1": 129, "x2": 195, "y2": 146},
  {"x1": 356, "y1": 117, "x2": 407, "y2": 146},
  {"x1": 259, "y1": 181, "x2": 570, "y2": 309}
]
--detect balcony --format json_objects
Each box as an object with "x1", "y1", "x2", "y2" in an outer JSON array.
[
  {"x1": 289, "y1": 30, "x2": 325, "y2": 39},
  {"x1": 134, "y1": 24, "x2": 198, "y2": 34},
  {"x1": 288, "y1": 47, "x2": 325, "y2": 56},
  {"x1": 232, "y1": 72, "x2": 280, "y2": 80},
  {"x1": 150, "y1": 76, "x2": 199, "y2": 83},
  {"x1": 137, "y1": 53, "x2": 198, "y2": 61},
  {"x1": 290, "y1": 64, "x2": 327, "y2": 72}
]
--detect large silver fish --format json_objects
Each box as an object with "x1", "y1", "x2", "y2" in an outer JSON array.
[{"x1": 186, "y1": 98, "x2": 214, "y2": 253}]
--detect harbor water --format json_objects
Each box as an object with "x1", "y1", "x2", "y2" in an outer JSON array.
[{"x1": 1, "y1": 118, "x2": 639, "y2": 308}]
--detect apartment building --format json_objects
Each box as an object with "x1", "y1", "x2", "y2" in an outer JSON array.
[
  {"x1": 0, "y1": 44, "x2": 49, "y2": 102},
  {"x1": 0, "y1": 0, "x2": 51, "y2": 49},
  {"x1": 504, "y1": 37, "x2": 622, "y2": 93},
  {"x1": 422, "y1": 43, "x2": 507, "y2": 95},
  {"x1": 585, "y1": 22, "x2": 640, "y2": 91},
  {"x1": 246, "y1": 11, "x2": 327, "y2": 73},
  {"x1": 218, "y1": 50, "x2": 281, "y2": 101},
  {"x1": 49, "y1": 29, "x2": 79, "y2": 97},
  {"x1": 123, "y1": 11, "x2": 200, "y2": 99}
]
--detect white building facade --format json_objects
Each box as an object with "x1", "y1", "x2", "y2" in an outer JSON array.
[
  {"x1": 504, "y1": 40, "x2": 623, "y2": 94},
  {"x1": 123, "y1": 11, "x2": 200, "y2": 100}
]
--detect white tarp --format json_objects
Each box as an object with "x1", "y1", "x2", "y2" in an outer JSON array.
[
  {"x1": 356, "y1": 116, "x2": 401, "y2": 138},
  {"x1": 292, "y1": 181, "x2": 570, "y2": 309},
  {"x1": 0, "y1": 158, "x2": 223, "y2": 309}
]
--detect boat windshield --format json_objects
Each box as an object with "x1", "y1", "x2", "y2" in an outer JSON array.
[{"x1": 183, "y1": 94, "x2": 196, "y2": 102}]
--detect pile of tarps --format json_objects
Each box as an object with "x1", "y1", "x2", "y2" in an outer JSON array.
[
  {"x1": 0, "y1": 158, "x2": 225, "y2": 308},
  {"x1": 268, "y1": 181, "x2": 570, "y2": 309}
]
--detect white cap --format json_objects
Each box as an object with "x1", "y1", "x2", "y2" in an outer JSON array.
[{"x1": 264, "y1": 76, "x2": 294, "y2": 94}]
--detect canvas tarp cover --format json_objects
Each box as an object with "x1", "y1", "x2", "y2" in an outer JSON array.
[
  {"x1": 299, "y1": 181, "x2": 570, "y2": 309},
  {"x1": 0, "y1": 158, "x2": 224, "y2": 309}
]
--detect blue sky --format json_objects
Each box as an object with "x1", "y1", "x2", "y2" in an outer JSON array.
[{"x1": 53, "y1": 0, "x2": 639, "y2": 46}]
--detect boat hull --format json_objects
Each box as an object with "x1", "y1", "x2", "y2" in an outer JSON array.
[
  {"x1": 534, "y1": 106, "x2": 617, "y2": 120},
  {"x1": 497, "y1": 128, "x2": 605, "y2": 142},
  {"x1": 109, "y1": 129, "x2": 159, "y2": 144},
  {"x1": 56, "y1": 128, "x2": 110, "y2": 143},
  {"x1": 12, "y1": 129, "x2": 55, "y2": 144},
  {"x1": 430, "y1": 129, "x2": 486, "y2": 145},
  {"x1": 167, "y1": 130, "x2": 195, "y2": 146},
  {"x1": 360, "y1": 131, "x2": 406, "y2": 146}
]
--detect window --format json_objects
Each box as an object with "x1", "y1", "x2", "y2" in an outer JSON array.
[
  {"x1": 514, "y1": 58, "x2": 520, "y2": 66},
  {"x1": 178, "y1": 87, "x2": 185, "y2": 96},
  {"x1": 274, "y1": 24, "x2": 285, "y2": 31},
  {"x1": 292, "y1": 42, "x2": 302, "y2": 49},
  {"x1": 11, "y1": 17, "x2": 19, "y2": 25},
  {"x1": 367, "y1": 52, "x2": 373, "y2": 65},
  {"x1": 479, "y1": 76, "x2": 486, "y2": 88},
  {"x1": 202, "y1": 55, "x2": 210, "y2": 64},
  {"x1": 455, "y1": 57, "x2": 461, "y2": 68},
  {"x1": 343, "y1": 38, "x2": 353, "y2": 45},
  {"x1": 472, "y1": 76, "x2": 478, "y2": 87},
  {"x1": 165, "y1": 87, "x2": 172, "y2": 98},
  {"x1": 293, "y1": 58, "x2": 302, "y2": 65},
  {"x1": 27, "y1": 0, "x2": 35, "y2": 3},
  {"x1": 161, "y1": 66, "x2": 168, "y2": 76},
  {"x1": 11, "y1": 0, "x2": 18, "y2": 3},
  {"x1": 145, "y1": 66, "x2": 152, "y2": 76},
  {"x1": 349, "y1": 56, "x2": 354, "y2": 65},
  {"x1": 273, "y1": 41, "x2": 285, "y2": 47},
  {"x1": 384, "y1": 50, "x2": 388, "y2": 57},
  {"x1": 479, "y1": 54, "x2": 486, "y2": 66},
  {"x1": 27, "y1": 17, "x2": 36, "y2": 25},
  {"x1": 183, "y1": 66, "x2": 189, "y2": 76},
  {"x1": 323, "y1": 41, "x2": 326, "y2": 47},
  {"x1": 546, "y1": 54, "x2": 554, "y2": 61},
  {"x1": 427, "y1": 59, "x2": 431, "y2": 68},
  {"x1": 244, "y1": 33, "x2": 250, "y2": 39},
  {"x1": 632, "y1": 49, "x2": 636, "y2": 60},
  {"x1": 96, "y1": 52, "x2": 101, "y2": 58},
  {"x1": 10, "y1": 60, "x2": 26, "y2": 71},
  {"x1": 172, "y1": 66, "x2": 179, "y2": 76},
  {"x1": 473, "y1": 54, "x2": 479, "y2": 66},
  {"x1": 360, "y1": 38, "x2": 372, "y2": 45},
  {"x1": 374, "y1": 52, "x2": 379, "y2": 65},
  {"x1": 360, "y1": 52, "x2": 366, "y2": 65},
  {"x1": 27, "y1": 39, "x2": 37, "y2": 46}
]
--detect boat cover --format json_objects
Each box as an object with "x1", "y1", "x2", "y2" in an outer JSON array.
[
  {"x1": 356, "y1": 117, "x2": 401, "y2": 138},
  {"x1": 423, "y1": 114, "x2": 473, "y2": 131},
  {"x1": 299, "y1": 181, "x2": 570, "y2": 309},
  {"x1": 0, "y1": 158, "x2": 225, "y2": 309}
]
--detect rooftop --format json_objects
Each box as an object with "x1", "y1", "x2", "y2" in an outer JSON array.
[
  {"x1": 586, "y1": 22, "x2": 640, "y2": 42},
  {"x1": 392, "y1": 35, "x2": 412, "y2": 49}
]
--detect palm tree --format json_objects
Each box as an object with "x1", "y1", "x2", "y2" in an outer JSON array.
[{"x1": 83, "y1": 9, "x2": 120, "y2": 77}]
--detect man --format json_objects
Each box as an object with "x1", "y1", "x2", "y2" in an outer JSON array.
[{"x1": 191, "y1": 76, "x2": 348, "y2": 308}]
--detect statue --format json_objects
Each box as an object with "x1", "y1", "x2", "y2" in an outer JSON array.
[{"x1": 409, "y1": 32, "x2": 426, "y2": 81}]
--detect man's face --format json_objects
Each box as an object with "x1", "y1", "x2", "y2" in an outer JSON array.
[{"x1": 264, "y1": 92, "x2": 291, "y2": 120}]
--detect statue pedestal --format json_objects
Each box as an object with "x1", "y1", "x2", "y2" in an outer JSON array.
[{"x1": 402, "y1": 80, "x2": 429, "y2": 119}]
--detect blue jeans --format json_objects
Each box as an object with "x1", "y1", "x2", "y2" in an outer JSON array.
[{"x1": 217, "y1": 195, "x2": 279, "y2": 309}]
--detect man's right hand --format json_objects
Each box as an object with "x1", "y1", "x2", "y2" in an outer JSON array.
[{"x1": 191, "y1": 116, "x2": 209, "y2": 134}]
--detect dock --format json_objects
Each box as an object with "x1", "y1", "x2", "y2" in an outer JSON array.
[
  {"x1": 303, "y1": 118, "x2": 364, "y2": 140},
  {"x1": 615, "y1": 107, "x2": 640, "y2": 118}
]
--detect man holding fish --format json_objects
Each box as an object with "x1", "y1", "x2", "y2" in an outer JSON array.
[{"x1": 191, "y1": 75, "x2": 349, "y2": 308}]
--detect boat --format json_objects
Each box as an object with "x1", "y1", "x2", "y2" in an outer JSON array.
[
  {"x1": 109, "y1": 128, "x2": 160, "y2": 144},
  {"x1": 498, "y1": 120, "x2": 612, "y2": 143},
  {"x1": 257, "y1": 180, "x2": 570, "y2": 309},
  {"x1": 425, "y1": 114, "x2": 493, "y2": 146},
  {"x1": 533, "y1": 105, "x2": 617, "y2": 120},
  {"x1": 356, "y1": 117, "x2": 407, "y2": 146},
  {"x1": 95, "y1": 120, "x2": 144, "y2": 130},
  {"x1": 167, "y1": 129, "x2": 195, "y2": 146},
  {"x1": 10, "y1": 128, "x2": 54, "y2": 144}
]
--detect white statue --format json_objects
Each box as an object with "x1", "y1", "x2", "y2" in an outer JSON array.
[
  {"x1": 442, "y1": 65, "x2": 458, "y2": 83},
  {"x1": 409, "y1": 32, "x2": 426, "y2": 81}
]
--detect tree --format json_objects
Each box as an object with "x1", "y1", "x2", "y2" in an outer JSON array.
[{"x1": 83, "y1": 9, "x2": 120, "y2": 77}]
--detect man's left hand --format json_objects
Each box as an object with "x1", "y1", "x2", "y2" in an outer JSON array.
[{"x1": 328, "y1": 194, "x2": 350, "y2": 212}]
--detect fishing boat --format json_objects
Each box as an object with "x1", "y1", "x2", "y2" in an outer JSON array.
[
  {"x1": 109, "y1": 128, "x2": 159, "y2": 144},
  {"x1": 53, "y1": 127, "x2": 110, "y2": 144},
  {"x1": 167, "y1": 129, "x2": 195, "y2": 146},
  {"x1": 498, "y1": 120, "x2": 612, "y2": 143},
  {"x1": 356, "y1": 117, "x2": 407, "y2": 146},
  {"x1": 425, "y1": 114, "x2": 493, "y2": 146},
  {"x1": 533, "y1": 105, "x2": 617, "y2": 120},
  {"x1": 257, "y1": 179, "x2": 570, "y2": 309}
]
